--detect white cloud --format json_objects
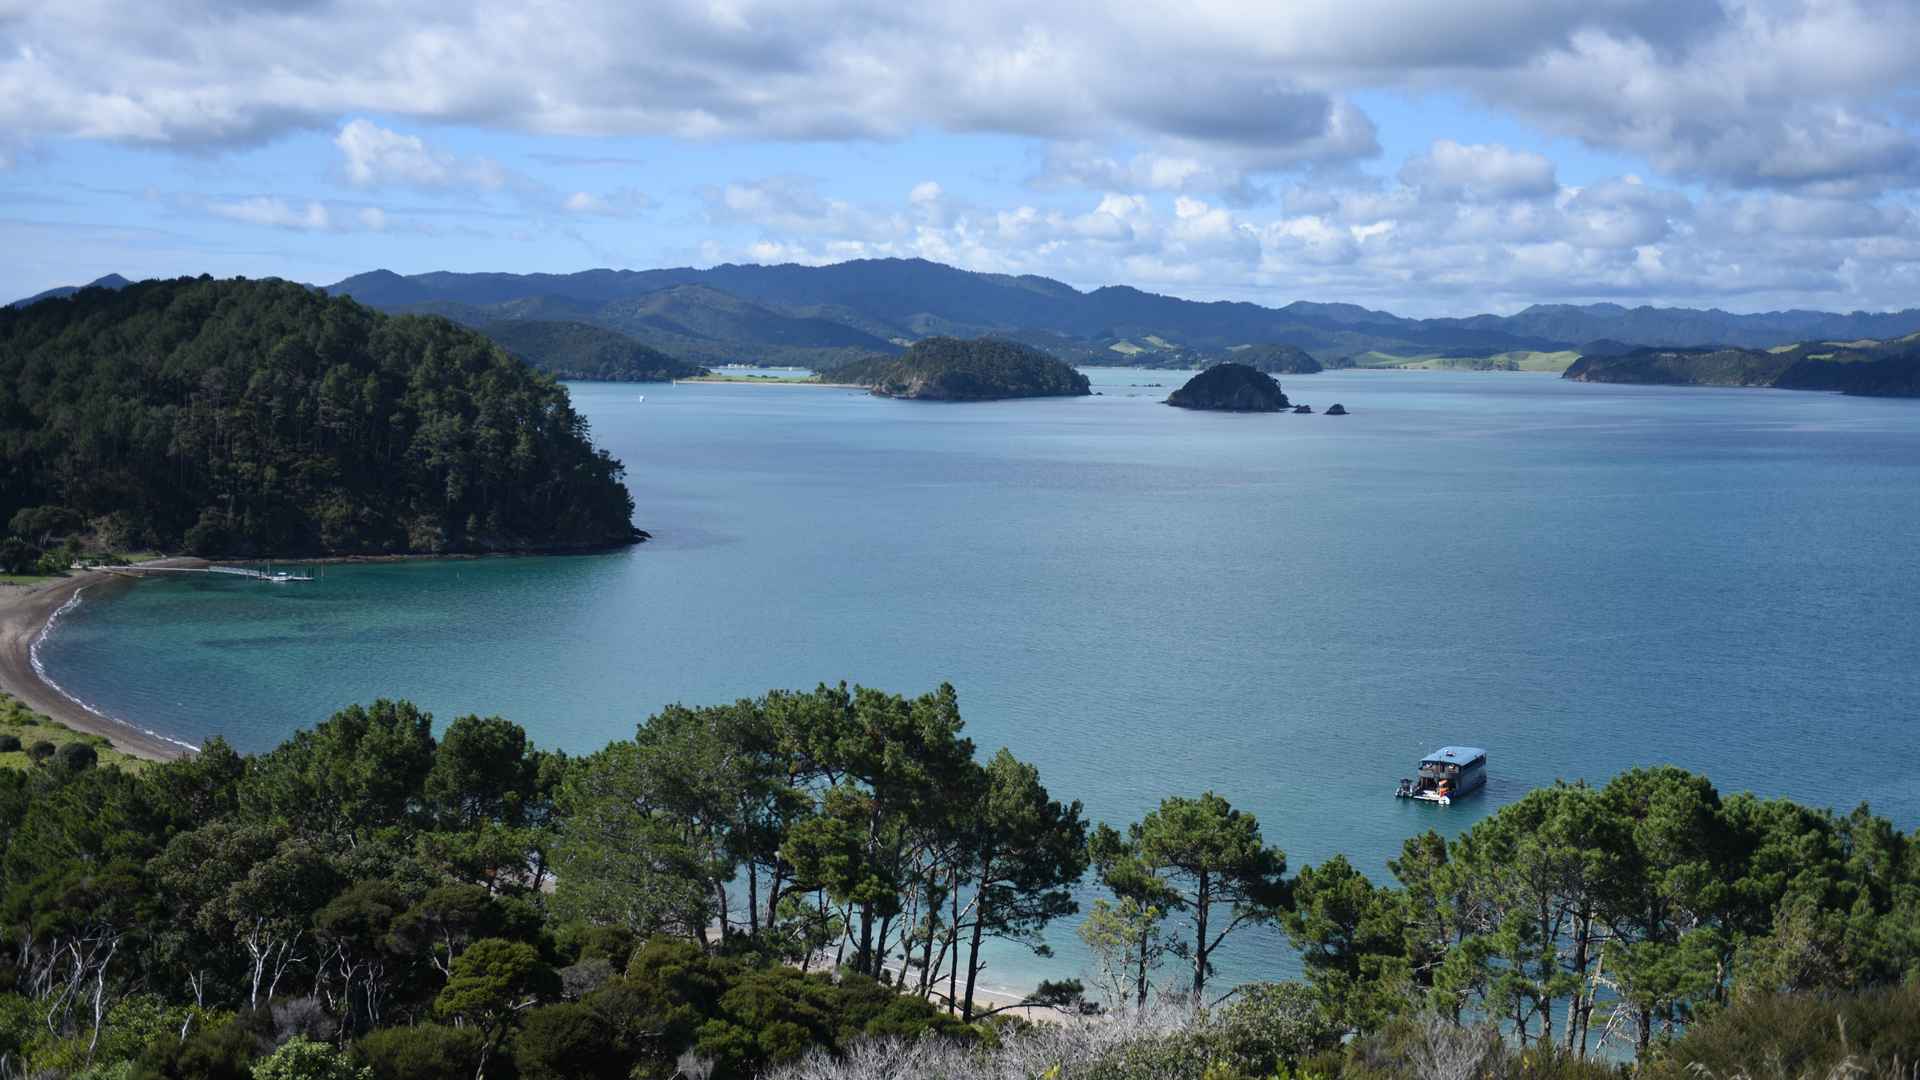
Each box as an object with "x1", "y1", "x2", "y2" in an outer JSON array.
[
  {"x1": 2, "y1": 0, "x2": 1913, "y2": 193},
  {"x1": 334, "y1": 119, "x2": 505, "y2": 191},
  {"x1": 699, "y1": 138, "x2": 1920, "y2": 314},
  {"x1": 1400, "y1": 140, "x2": 1557, "y2": 200},
  {"x1": 203, "y1": 196, "x2": 397, "y2": 233},
  {"x1": 207, "y1": 197, "x2": 335, "y2": 231}
]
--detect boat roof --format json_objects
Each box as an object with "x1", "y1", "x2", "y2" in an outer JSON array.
[{"x1": 1421, "y1": 746, "x2": 1487, "y2": 765}]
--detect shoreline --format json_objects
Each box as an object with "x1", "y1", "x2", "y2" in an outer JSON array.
[
  {"x1": 0, "y1": 544, "x2": 647, "y2": 766},
  {"x1": 673, "y1": 377, "x2": 869, "y2": 389},
  {"x1": 0, "y1": 568, "x2": 193, "y2": 762}
]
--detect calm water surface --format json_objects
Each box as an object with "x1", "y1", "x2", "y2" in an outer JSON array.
[{"x1": 42, "y1": 368, "x2": 1920, "y2": 993}]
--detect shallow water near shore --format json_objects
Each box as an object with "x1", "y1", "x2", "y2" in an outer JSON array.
[{"x1": 39, "y1": 367, "x2": 1920, "y2": 994}]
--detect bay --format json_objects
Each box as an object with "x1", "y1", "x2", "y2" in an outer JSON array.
[{"x1": 38, "y1": 367, "x2": 1920, "y2": 994}]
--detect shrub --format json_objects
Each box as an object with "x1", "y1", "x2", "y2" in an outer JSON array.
[
  {"x1": 352, "y1": 1024, "x2": 482, "y2": 1080},
  {"x1": 26, "y1": 741, "x2": 56, "y2": 764},
  {"x1": 514, "y1": 1002, "x2": 629, "y2": 1080},
  {"x1": 55, "y1": 741, "x2": 99, "y2": 771},
  {"x1": 0, "y1": 735, "x2": 21, "y2": 753},
  {"x1": 1207, "y1": 982, "x2": 1343, "y2": 1075},
  {"x1": 1648, "y1": 985, "x2": 1920, "y2": 1080},
  {"x1": 133, "y1": 1010, "x2": 268, "y2": 1080},
  {"x1": 250, "y1": 1036, "x2": 369, "y2": 1080}
]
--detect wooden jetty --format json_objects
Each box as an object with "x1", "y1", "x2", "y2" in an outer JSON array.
[{"x1": 100, "y1": 565, "x2": 315, "y2": 583}]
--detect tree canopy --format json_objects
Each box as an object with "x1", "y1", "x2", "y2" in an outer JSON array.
[{"x1": 0, "y1": 277, "x2": 640, "y2": 557}]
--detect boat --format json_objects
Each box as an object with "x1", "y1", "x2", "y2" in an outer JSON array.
[{"x1": 1395, "y1": 746, "x2": 1487, "y2": 805}]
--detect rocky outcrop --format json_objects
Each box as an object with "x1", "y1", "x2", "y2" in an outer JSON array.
[
  {"x1": 1293, "y1": 404, "x2": 1312, "y2": 413},
  {"x1": 1166, "y1": 363, "x2": 1292, "y2": 411},
  {"x1": 1326, "y1": 403, "x2": 1348, "y2": 415}
]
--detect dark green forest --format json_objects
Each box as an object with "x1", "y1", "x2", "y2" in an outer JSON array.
[
  {"x1": 2, "y1": 683, "x2": 1916, "y2": 1079},
  {"x1": 0, "y1": 278, "x2": 640, "y2": 558},
  {"x1": 474, "y1": 321, "x2": 708, "y2": 383},
  {"x1": 820, "y1": 337, "x2": 1092, "y2": 400},
  {"x1": 1564, "y1": 337, "x2": 1920, "y2": 396}
]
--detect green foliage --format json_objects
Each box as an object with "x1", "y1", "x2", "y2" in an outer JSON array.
[
  {"x1": 250, "y1": 1035, "x2": 370, "y2": 1080},
  {"x1": 0, "y1": 276, "x2": 638, "y2": 556},
  {"x1": 1103, "y1": 792, "x2": 1290, "y2": 1001},
  {"x1": 512, "y1": 1001, "x2": 629, "y2": 1080},
  {"x1": 820, "y1": 336, "x2": 1092, "y2": 399},
  {"x1": 4, "y1": 682, "x2": 1918, "y2": 1080},
  {"x1": 478, "y1": 319, "x2": 708, "y2": 381},
  {"x1": 0, "y1": 536, "x2": 44, "y2": 574},
  {"x1": 1166, "y1": 363, "x2": 1292, "y2": 411},
  {"x1": 1216, "y1": 343, "x2": 1323, "y2": 374},
  {"x1": 133, "y1": 1011, "x2": 268, "y2": 1080},
  {"x1": 351, "y1": 1023, "x2": 482, "y2": 1080},
  {"x1": 1644, "y1": 984, "x2": 1920, "y2": 1079},
  {"x1": 56, "y1": 740, "x2": 100, "y2": 771}
]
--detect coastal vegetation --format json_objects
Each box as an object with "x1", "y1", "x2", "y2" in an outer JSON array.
[
  {"x1": 1564, "y1": 334, "x2": 1920, "y2": 395},
  {"x1": 2, "y1": 681, "x2": 1916, "y2": 1079},
  {"x1": 474, "y1": 320, "x2": 708, "y2": 382},
  {"x1": 0, "y1": 691, "x2": 146, "y2": 773},
  {"x1": 1165, "y1": 364, "x2": 1292, "y2": 411},
  {"x1": 819, "y1": 337, "x2": 1091, "y2": 400},
  {"x1": 1218, "y1": 343, "x2": 1323, "y2": 374},
  {"x1": 0, "y1": 278, "x2": 640, "y2": 559}
]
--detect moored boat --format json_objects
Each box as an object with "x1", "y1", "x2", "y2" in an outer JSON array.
[{"x1": 1395, "y1": 746, "x2": 1487, "y2": 804}]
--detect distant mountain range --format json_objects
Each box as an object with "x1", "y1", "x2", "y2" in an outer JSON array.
[
  {"x1": 317, "y1": 260, "x2": 1920, "y2": 366},
  {"x1": 7, "y1": 273, "x2": 131, "y2": 308},
  {"x1": 17, "y1": 261, "x2": 1920, "y2": 373}
]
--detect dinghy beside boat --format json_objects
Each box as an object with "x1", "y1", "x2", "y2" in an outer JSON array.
[{"x1": 1395, "y1": 746, "x2": 1487, "y2": 805}]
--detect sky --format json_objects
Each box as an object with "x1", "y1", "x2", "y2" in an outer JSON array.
[{"x1": 4, "y1": 0, "x2": 1920, "y2": 316}]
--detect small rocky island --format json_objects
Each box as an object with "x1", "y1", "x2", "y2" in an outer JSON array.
[
  {"x1": 820, "y1": 336, "x2": 1092, "y2": 401},
  {"x1": 1166, "y1": 362, "x2": 1292, "y2": 411}
]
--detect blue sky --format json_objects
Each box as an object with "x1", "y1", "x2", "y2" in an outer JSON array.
[{"x1": 5, "y1": 0, "x2": 1920, "y2": 316}]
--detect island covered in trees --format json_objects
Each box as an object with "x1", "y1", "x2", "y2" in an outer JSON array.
[
  {"x1": 1166, "y1": 363, "x2": 1293, "y2": 412},
  {"x1": 818, "y1": 337, "x2": 1092, "y2": 401},
  {"x1": 0, "y1": 278, "x2": 642, "y2": 558},
  {"x1": 1, "y1": 679, "x2": 1915, "y2": 1080}
]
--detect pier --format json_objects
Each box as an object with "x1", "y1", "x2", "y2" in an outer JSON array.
[{"x1": 98, "y1": 565, "x2": 314, "y2": 583}]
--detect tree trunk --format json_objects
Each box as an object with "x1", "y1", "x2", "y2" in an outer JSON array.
[
  {"x1": 1191, "y1": 870, "x2": 1210, "y2": 1000},
  {"x1": 961, "y1": 908, "x2": 987, "y2": 1023}
]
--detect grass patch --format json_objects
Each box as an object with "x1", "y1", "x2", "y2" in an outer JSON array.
[
  {"x1": 0, "y1": 691, "x2": 150, "y2": 774},
  {"x1": 0, "y1": 572, "x2": 65, "y2": 585}
]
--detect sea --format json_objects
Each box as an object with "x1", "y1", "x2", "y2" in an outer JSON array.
[{"x1": 37, "y1": 367, "x2": 1920, "y2": 995}]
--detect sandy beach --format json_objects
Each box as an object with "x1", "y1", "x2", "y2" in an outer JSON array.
[{"x1": 0, "y1": 567, "x2": 192, "y2": 762}]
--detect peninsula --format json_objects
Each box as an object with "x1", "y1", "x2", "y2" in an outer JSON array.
[
  {"x1": 477, "y1": 319, "x2": 709, "y2": 381},
  {"x1": 1563, "y1": 333, "x2": 1920, "y2": 396},
  {"x1": 819, "y1": 336, "x2": 1092, "y2": 401},
  {"x1": 0, "y1": 277, "x2": 643, "y2": 559}
]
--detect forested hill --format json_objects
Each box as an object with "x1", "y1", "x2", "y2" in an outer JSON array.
[
  {"x1": 1564, "y1": 333, "x2": 1920, "y2": 396},
  {"x1": 0, "y1": 277, "x2": 641, "y2": 557},
  {"x1": 820, "y1": 336, "x2": 1092, "y2": 400},
  {"x1": 476, "y1": 319, "x2": 708, "y2": 381}
]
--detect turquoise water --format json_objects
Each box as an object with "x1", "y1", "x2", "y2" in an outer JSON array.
[{"x1": 40, "y1": 368, "x2": 1920, "y2": 994}]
